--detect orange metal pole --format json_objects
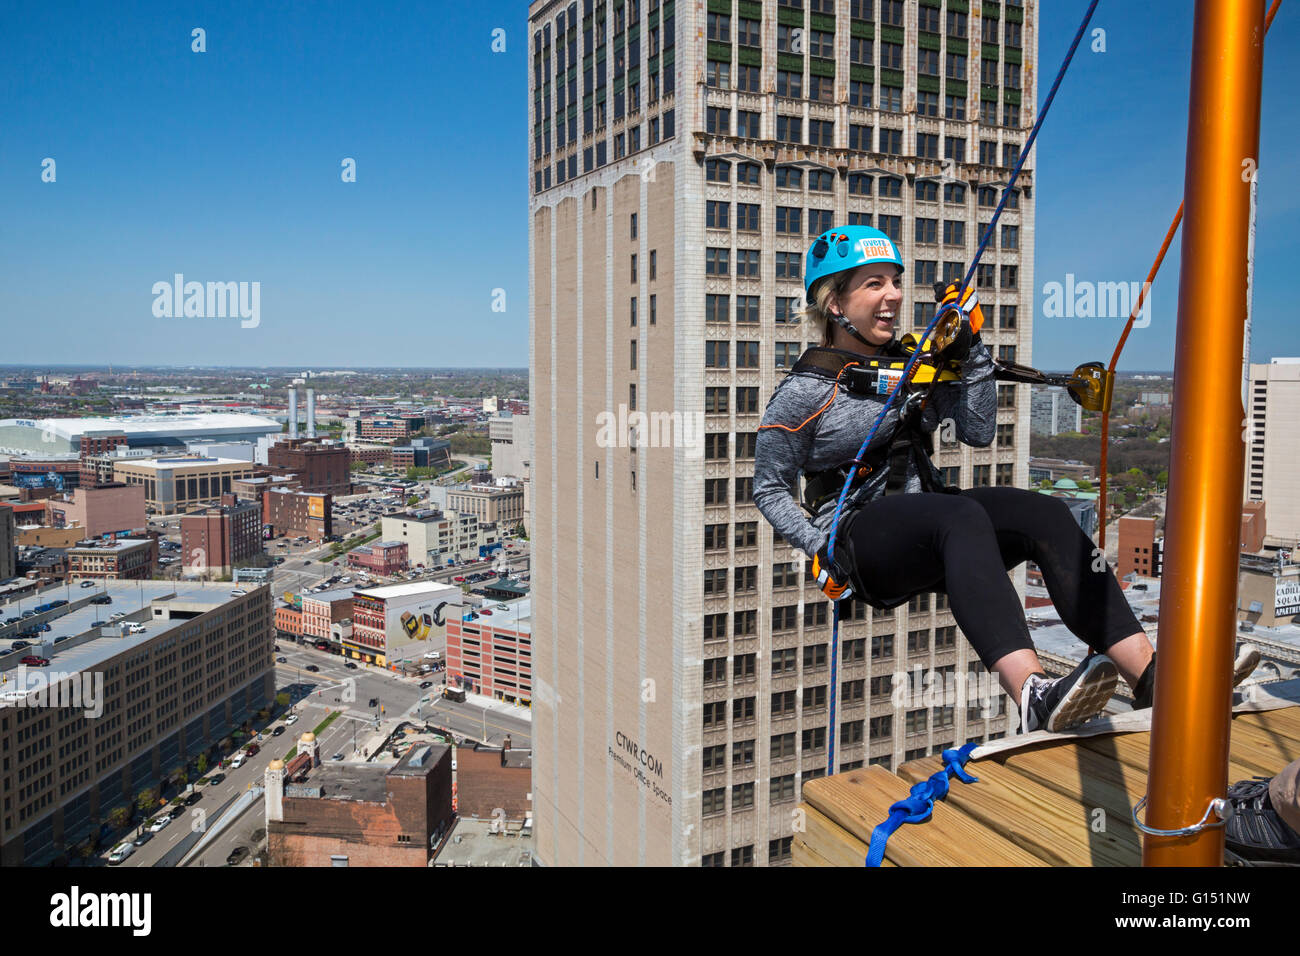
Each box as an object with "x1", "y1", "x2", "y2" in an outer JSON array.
[{"x1": 1144, "y1": 0, "x2": 1264, "y2": 866}]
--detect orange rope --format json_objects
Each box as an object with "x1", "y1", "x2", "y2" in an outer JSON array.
[
  {"x1": 758, "y1": 363, "x2": 862, "y2": 433},
  {"x1": 1096, "y1": 0, "x2": 1281, "y2": 551}
]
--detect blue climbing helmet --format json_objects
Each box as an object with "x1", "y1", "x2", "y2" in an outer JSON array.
[{"x1": 804, "y1": 225, "x2": 905, "y2": 302}]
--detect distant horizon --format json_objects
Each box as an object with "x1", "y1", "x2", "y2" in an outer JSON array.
[{"x1": 0, "y1": 362, "x2": 1181, "y2": 377}]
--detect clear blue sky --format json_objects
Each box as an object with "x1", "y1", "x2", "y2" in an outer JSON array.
[{"x1": 0, "y1": 1, "x2": 1295, "y2": 371}]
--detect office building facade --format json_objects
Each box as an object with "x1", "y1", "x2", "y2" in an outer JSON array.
[
  {"x1": 1245, "y1": 358, "x2": 1300, "y2": 543},
  {"x1": 0, "y1": 582, "x2": 274, "y2": 865},
  {"x1": 529, "y1": 0, "x2": 1031, "y2": 866}
]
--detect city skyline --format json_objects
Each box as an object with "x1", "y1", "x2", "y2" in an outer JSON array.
[{"x1": 1, "y1": 0, "x2": 1296, "y2": 369}]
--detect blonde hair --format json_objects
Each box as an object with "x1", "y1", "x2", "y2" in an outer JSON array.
[{"x1": 798, "y1": 269, "x2": 858, "y2": 348}]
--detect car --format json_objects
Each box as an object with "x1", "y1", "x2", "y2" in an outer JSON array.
[
  {"x1": 108, "y1": 842, "x2": 135, "y2": 864},
  {"x1": 226, "y1": 845, "x2": 250, "y2": 866},
  {"x1": 303, "y1": 559, "x2": 311, "y2": 564},
  {"x1": 285, "y1": 714, "x2": 299, "y2": 725},
  {"x1": 454, "y1": 576, "x2": 465, "y2": 582},
  {"x1": 132, "y1": 831, "x2": 153, "y2": 847},
  {"x1": 148, "y1": 816, "x2": 171, "y2": 833},
  {"x1": 11, "y1": 640, "x2": 30, "y2": 650},
  {"x1": 80, "y1": 580, "x2": 95, "y2": 588},
  {"x1": 21, "y1": 611, "x2": 35, "y2": 619},
  {"x1": 276, "y1": 656, "x2": 287, "y2": 663},
  {"x1": 184, "y1": 791, "x2": 203, "y2": 806},
  {"x1": 4, "y1": 616, "x2": 20, "y2": 625},
  {"x1": 419, "y1": 681, "x2": 433, "y2": 689},
  {"x1": 230, "y1": 589, "x2": 247, "y2": 596},
  {"x1": 54, "y1": 635, "x2": 70, "y2": 643},
  {"x1": 207, "y1": 773, "x2": 226, "y2": 785},
  {"x1": 21, "y1": 655, "x2": 49, "y2": 666},
  {"x1": 272, "y1": 725, "x2": 285, "y2": 736},
  {"x1": 246, "y1": 743, "x2": 260, "y2": 756},
  {"x1": 331, "y1": 753, "x2": 344, "y2": 761},
  {"x1": 479, "y1": 609, "x2": 493, "y2": 616},
  {"x1": 91, "y1": 595, "x2": 112, "y2": 605},
  {"x1": 229, "y1": 753, "x2": 247, "y2": 769},
  {"x1": 91, "y1": 620, "x2": 107, "y2": 627},
  {"x1": 37, "y1": 623, "x2": 51, "y2": 632},
  {"x1": 344, "y1": 661, "x2": 357, "y2": 670},
  {"x1": 305, "y1": 664, "x2": 319, "y2": 673}
]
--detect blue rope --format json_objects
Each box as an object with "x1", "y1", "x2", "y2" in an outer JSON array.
[
  {"x1": 823, "y1": 0, "x2": 1101, "y2": 777},
  {"x1": 865, "y1": 743, "x2": 979, "y2": 867}
]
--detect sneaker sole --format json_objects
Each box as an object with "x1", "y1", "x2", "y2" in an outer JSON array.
[
  {"x1": 1046, "y1": 656, "x2": 1120, "y2": 733},
  {"x1": 1234, "y1": 645, "x2": 1261, "y2": 687}
]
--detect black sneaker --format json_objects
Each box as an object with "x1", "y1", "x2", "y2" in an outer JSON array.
[
  {"x1": 1223, "y1": 776, "x2": 1300, "y2": 865},
  {"x1": 1131, "y1": 644, "x2": 1262, "y2": 710},
  {"x1": 1019, "y1": 654, "x2": 1119, "y2": 734}
]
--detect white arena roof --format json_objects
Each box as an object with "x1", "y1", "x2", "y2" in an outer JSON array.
[{"x1": 0, "y1": 413, "x2": 281, "y2": 456}]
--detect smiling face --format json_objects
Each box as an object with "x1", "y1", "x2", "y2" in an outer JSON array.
[{"x1": 825, "y1": 263, "x2": 904, "y2": 353}]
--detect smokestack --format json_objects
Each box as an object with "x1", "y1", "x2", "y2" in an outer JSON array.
[
  {"x1": 306, "y1": 389, "x2": 317, "y2": 439},
  {"x1": 288, "y1": 389, "x2": 299, "y2": 439}
]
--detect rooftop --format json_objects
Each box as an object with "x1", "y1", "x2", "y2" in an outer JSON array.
[
  {"x1": 433, "y1": 817, "x2": 534, "y2": 867},
  {"x1": 355, "y1": 581, "x2": 460, "y2": 600},
  {"x1": 0, "y1": 580, "x2": 260, "y2": 698},
  {"x1": 67, "y1": 538, "x2": 153, "y2": 553},
  {"x1": 794, "y1": 683, "x2": 1300, "y2": 867},
  {"x1": 0, "y1": 413, "x2": 281, "y2": 441},
  {"x1": 121, "y1": 456, "x2": 252, "y2": 470}
]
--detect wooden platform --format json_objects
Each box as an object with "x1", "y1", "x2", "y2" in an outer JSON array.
[{"x1": 794, "y1": 704, "x2": 1300, "y2": 867}]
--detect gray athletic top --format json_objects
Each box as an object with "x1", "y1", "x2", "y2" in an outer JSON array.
[{"x1": 754, "y1": 337, "x2": 998, "y2": 559}]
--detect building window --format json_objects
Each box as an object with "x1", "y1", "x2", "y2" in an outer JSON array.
[{"x1": 706, "y1": 200, "x2": 730, "y2": 230}]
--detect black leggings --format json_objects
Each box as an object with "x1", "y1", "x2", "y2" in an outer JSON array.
[{"x1": 836, "y1": 486, "x2": 1143, "y2": 670}]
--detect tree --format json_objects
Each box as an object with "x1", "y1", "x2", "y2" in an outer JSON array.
[
  {"x1": 1075, "y1": 478, "x2": 1094, "y2": 493},
  {"x1": 196, "y1": 753, "x2": 209, "y2": 775},
  {"x1": 107, "y1": 806, "x2": 131, "y2": 830},
  {"x1": 276, "y1": 692, "x2": 291, "y2": 709},
  {"x1": 1156, "y1": 470, "x2": 1169, "y2": 491},
  {"x1": 1037, "y1": 478, "x2": 1054, "y2": 490},
  {"x1": 136, "y1": 788, "x2": 157, "y2": 816}
]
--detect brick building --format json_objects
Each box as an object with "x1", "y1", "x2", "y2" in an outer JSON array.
[
  {"x1": 266, "y1": 439, "x2": 351, "y2": 496},
  {"x1": 347, "y1": 444, "x2": 392, "y2": 468},
  {"x1": 275, "y1": 603, "x2": 304, "y2": 637},
  {"x1": 264, "y1": 488, "x2": 332, "y2": 541},
  {"x1": 180, "y1": 494, "x2": 263, "y2": 576},
  {"x1": 1117, "y1": 516, "x2": 1161, "y2": 579},
  {"x1": 44, "y1": 483, "x2": 147, "y2": 539},
  {"x1": 66, "y1": 537, "x2": 157, "y2": 580},
  {"x1": 347, "y1": 541, "x2": 408, "y2": 576},
  {"x1": 265, "y1": 743, "x2": 454, "y2": 867},
  {"x1": 446, "y1": 599, "x2": 531, "y2": 705},
  {"x1": 77, "y1": 433, "x2": 129, "y2": 487},
  {"x1": 357, "y1": 415, "x2": 426, "y2": 443},
  {"x1": 300, "y1": 588, "x2": 353, "y2": 641}
]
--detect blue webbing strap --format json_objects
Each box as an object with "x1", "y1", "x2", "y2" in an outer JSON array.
[{"x1": 864, "y1": 742, "x2": 979, "y2": 867}]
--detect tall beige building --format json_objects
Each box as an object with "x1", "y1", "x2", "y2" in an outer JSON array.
[
  {"x1": 1245, "y1": 358, "x2": 1300, "y2": 542},
  {"x1": 530, "y1": 0, "x2": 1034, "y2": 866}
]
